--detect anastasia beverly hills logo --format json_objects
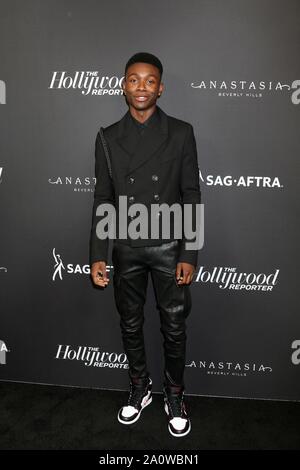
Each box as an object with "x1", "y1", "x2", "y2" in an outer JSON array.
[
  {"x1": 187, "y1": 340, "x2": 300, "y2": 377},
  {"x1": 186, "y1": 359, "x2": 273, "y2": 377},
  {"x1": 55, "y1": 344, "x2": 128, "y2": 369},
  {"x1": 191, "y1": 78, "x2": 300, "y2": 103},
  {"x1": 48, "y1": 175, "x2": 96, "y2": 192}
]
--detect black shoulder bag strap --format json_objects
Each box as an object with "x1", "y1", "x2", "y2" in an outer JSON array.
[{"x1": 99, "y1": 126, "x2": 113, "y2": 180}]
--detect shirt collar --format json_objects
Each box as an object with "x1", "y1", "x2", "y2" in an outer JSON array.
[{"x1": 130, "y1": 106, "x2": 159, "y2": 130}]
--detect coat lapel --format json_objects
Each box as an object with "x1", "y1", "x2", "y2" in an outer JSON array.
[{"x1": 115, "y1": 105, "x2": 169, "y2": 176}]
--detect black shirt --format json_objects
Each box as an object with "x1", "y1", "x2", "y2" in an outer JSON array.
[{"x1": 130, "y1": 106, "x2": 159, "y2": 135}]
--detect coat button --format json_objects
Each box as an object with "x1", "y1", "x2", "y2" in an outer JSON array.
[
  {"x1": 154, "y1": 194, "x2": 160, "y2": 201},
  {"x1": 128, "y1": 176, "x2": 135, "y2": 184},
  {"x1": 129, "y1": 196, "x2": 135, "y2": 203},
  {"x1": 152, "y1": 174, "x2": 158, "y2": 182}
]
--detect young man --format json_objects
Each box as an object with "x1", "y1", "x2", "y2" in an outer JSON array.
[{"x1": 90, "y1": 52, "x2": 201, "y2": 437}]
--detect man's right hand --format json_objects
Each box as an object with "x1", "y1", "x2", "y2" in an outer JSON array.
[{"x1": 91, "y1": 261, "x2": 110, "y2": 288}]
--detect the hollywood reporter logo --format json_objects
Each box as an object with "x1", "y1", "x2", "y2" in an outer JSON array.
[
  {"x1": 55, "y1": 344, "x2": 128, "y2": 368},
  {"x1": 49, "y1": 71, "x2": 124, "y2": 96}
]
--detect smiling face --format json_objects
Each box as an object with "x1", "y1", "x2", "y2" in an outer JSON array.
[{"x1": 122, "y1": 62, "x2": 164, "y2": 112}]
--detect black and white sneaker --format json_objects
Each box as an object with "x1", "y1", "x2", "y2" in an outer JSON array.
[
  {"x1": 118, "y1": 376, "x2": 153, "y2": 425},
  {"x1": 163, "y1": 384, "x2": 191, "y2": 437}
]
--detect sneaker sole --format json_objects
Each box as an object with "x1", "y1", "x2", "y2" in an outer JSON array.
[
  {"x1": 118, "y1": 391, "x2": 153, "y2": 425},
  {"x1": 164, "y1": 402, "x2": 192, "y2": 437}
]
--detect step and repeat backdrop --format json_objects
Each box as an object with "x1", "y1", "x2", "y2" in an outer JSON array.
[{"x1": 0, "y1": 0, "x2": 299, "y2": 400}]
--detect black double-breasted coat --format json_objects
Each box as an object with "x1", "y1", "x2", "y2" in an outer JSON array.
[{"x1": 89, "y1": 104, "x2": 201, "y2": 267}]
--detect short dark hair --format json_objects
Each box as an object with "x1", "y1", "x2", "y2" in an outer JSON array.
[{"x1": 125, "y1": 52, "x2": 163, "y2": 79}]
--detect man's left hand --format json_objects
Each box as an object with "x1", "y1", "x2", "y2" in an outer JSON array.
[{"x1": 176, "y1": 262, "x2": 195, "y2": 285}]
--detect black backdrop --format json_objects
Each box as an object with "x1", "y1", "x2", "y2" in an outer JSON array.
[{"x1": 0, "y1": 0, "x2": 299, "y2": 401}]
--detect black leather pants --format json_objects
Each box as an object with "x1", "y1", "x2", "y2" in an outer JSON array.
[{"x1": 112, "y1": 239, "x2": 192, "y2": 387}]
